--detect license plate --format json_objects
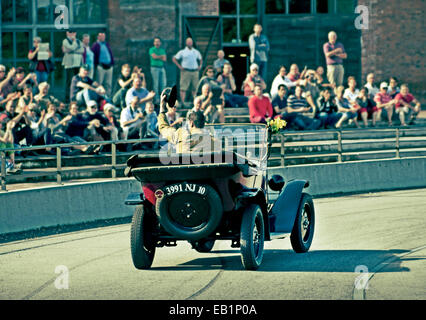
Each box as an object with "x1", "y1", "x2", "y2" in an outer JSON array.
[{"x1": 163, "y1": 183, "x2": 206, "y2": 196}]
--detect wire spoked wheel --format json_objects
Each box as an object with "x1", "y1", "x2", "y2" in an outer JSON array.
[
  {"x1": 290, "y1": 193, "x2": 315, "y2": 253},
  {"x1": 240, "y1": 204, "x2": 265, "y2": 270}
]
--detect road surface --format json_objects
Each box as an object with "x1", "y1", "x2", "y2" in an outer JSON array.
[{"x1": 0, "y1": 188, "x2": 425, "y2": 300}]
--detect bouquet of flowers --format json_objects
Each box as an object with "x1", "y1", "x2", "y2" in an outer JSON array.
[{"x1": 267, "y1": 117, "x2": 287, "y2": 134}]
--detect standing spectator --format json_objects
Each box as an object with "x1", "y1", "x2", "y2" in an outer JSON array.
[
  {"x1": 356, "y1": 87, "x2": 379, "y2": 127},
  {"x1": 28, "y1": 36, "x2": 53, "y2": 84},
  {"x1": 91, "y1": 32, "x2": 115, "y2": 96},
  {"x1": 217, "y1": 62, "x2": 248, "y2": 108},
  {"x1": 62, "y1": 30, "x2": 84, "y2": 102},
  {"x1": 270, "y1": 65, "x2": 296, "y2": 97},
  {"x1": 395, "y1": 84, "x2": 421, "y2": 126},
  {"x1": 242, "y1": 63, "x2": 266, "y2": 97},
  {"x1": 364, "y1": 73, "x2": 379, "y2": 99},
  {"x1": 149, "y1": 37, "x2": 167, "y2": 105},
  {"x1": 335, "y1": 85, "x2": 359, "y2": 128},
  {"x1": 82, "y1": 34, "x2": 95, "y2": 79},
  {"x1": 248, "y1": 24, "x2": 270, "y2": 81},
  {"x1": 125, "y1": 77, "x2": 156, "y2": 111},
  {"x1": 70, "y1": 64, "x2": 106, "y2": 108},
  {"x1": 388, "y1": 77, "x2": 400, "y2": 98},
  {"x1": 172, "y1": 37, "x2": 203, "y2": 106},
  {"x1": 213, "y1": 50, "x2": 230, "y2": 75},
  {"x1": 323, "y1": 31, "x2": 347, "y2": 87},
  {"x1": 248, "y1": 84, "x2": 273, "y2": 124},
  {"x1": 374, "y1": 82, "x2": 396, "y2": 126}
]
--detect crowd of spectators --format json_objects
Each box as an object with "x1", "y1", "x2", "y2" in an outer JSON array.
[{"x1": 0, "y1": 26, "x2": 423, "y2": 173}]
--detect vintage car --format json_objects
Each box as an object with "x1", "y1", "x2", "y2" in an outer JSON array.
[{"x1": 124, "y1": 123, "x2": 315, "y2": 270}]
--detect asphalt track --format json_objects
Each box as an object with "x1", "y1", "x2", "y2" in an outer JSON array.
[{"x1": 0, "y1": 188, "x2": 425, "y2": 300}]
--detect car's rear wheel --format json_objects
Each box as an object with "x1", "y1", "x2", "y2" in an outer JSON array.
[
  {"x1": 191, "y1": 239, "x2": 216, "y2": 253},
  {"x1": 240, "y1": 204, "x2": 265, "y2": 270},
  {"x1": 290, "y1": 193, "x2": 315, "y2": 253},
  {"x1": 130, "y1": 205, "x2": 157, "y2": 269},
  {"x1": 156, "y1": 184, "x2": 223, "y2": 241}
]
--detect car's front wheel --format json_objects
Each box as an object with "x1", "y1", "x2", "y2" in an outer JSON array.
[
  {"x1": 290, "y1": 193, "x2": 315, "y2": 253},
  {"x1": 240, "y1": 204, "x2": 265, "y2": 270},
  {"x1": 130, "y1": 205, "x2": 157, "y2": 269}
]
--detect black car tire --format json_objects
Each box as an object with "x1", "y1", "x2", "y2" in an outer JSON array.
[
  {"x1": 290, "y1": 193, "x2": 315, "y2": 253},
  {"x1": 130, "y1": 205, "x2": 157, "y2": 269},
  {"x1": 240, "y1": 204, "x2": 265, "y2": 270},
  {"x1": 191, "y1": 239, "x2": 216, "y2": 253},
  {"x1": 156, "y1": 184, "x2": 223, "y2": 241}
]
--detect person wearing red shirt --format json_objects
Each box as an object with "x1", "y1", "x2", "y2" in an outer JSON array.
[
  {"x1": 248, "y1": 84, "x2": 273, "y2": 124},
  {"x1": 395, "y1": 84, "x2": 421, "y2": 126},
  {"x1": 374, "y1": 82, "x2": 396, "y2": 126}
]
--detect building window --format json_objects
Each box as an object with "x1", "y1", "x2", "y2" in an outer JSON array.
[
  {"x1": 74, "y1": 0, "x2": 106, "y2": 24},
  {"x1": 2, "y1": 0, "x2": 32, "y2": 23},
  {"x1": 265, "y1": 0, "x2": 286, "y2": 14},
  {"x1": 220, "y1": 0, "x2": 260, "y2": 44},
  {"x1": 289, "y1": 0, "x2": 311, "y2": 14}
]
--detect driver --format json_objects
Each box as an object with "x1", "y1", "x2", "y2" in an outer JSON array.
[{"x1": 158, "y1": 86, "x2": 217, "y2": 153}]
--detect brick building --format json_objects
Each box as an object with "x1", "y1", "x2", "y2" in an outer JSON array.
[{"x1": 1, "y1": 0, "x2": 424, "y2": 102}]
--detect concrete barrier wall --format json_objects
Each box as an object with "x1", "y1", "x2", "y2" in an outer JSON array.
[
  {"x1": 0, "y1": 179, "x2": 141, "y2": 234},
  {"x1": 1, "y1": 157, "x2": 425, "y2": 235}
]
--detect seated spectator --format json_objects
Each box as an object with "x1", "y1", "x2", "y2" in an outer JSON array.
[
  {"x1": 145, "y1": 101, "x2": 159, "y2": 136},
  {"x1": 125, "y1": 77, "x2": 155, "y2": 111},
  {"x1": 213, "y1": 50, "x2": 230, "y2": 75},
  {"x1": 356, "y1": 87, "x2": 379, "y2": 127},
  {"x1": 335, "y1": 85, "x2": 359, "y2": 128},
  {"x1": 103, "y1": 103, "x2": 122, "y2": 140},
  {"x1": 364, "y1": 73, "x2": 379, "y2": 99},
  {"x1": 17, "y1": 85, "x2": 33, "y2": 111},
  {"x1": 374, "y1": 82, "x2": 396, "y2": 126},
  {"x1": 343, "y1": 76, "x2": 360, "y2": 105},
  {"x1": 270, "y1": 66, "x2": 296, "y2": 97},
  {"x1": 216, "y1": 62, "x2": 248, "y2": 108},
  {"x1": 120, "y1": 97, "x2": 147, "y2": 141},
  {"x1": 248, "y1": 84, "x2": 273, "y2": 124},
  {"x1": 303, "y1": 70, "x2": 321, "y2": 104},
  {"x1": 0, "y1": 120, "x2": 18, "y2": 173},
  {"x1": 0, "y1": 99, "x2": 33, "y2": 146},
  {"x1": 0, "y1": 64, "x2": 7, "y2": 98},
  {"x1": 196, "y1": 65, "x2": 222, "y2": 97},
  {"x1": 65, "y1": 101, "x2": 92, "y2": 140},
  {"x1": 314, "y1": 66, "x2": 335, "y2": 90},
  {"x1": 316, "y1": 87, "x2": 341, "y2": 128},
  {"x1": 388, "y1": 77, "x2": 400, "y2": 98},
  {"x1": 287, "y1": 64, "x2": 308, "y2": 86},
  {"x1": 395, "y1": 84, "x2": 421, "y2": 126},
  {"x1": 131, "y1": 66, "x2": 147, "y2": 88},
  {"x1": 166, "y1": 103, "x2": 184, "y2": 130},
  {"x1": 82, "y1": 100, "x2": 118, "y2": 142},
  {"x1": 112, "y1": 64, "x2": 135, "y2": 109},
  {"x1": 271, "y1": 84, "x2": 288, "y2": 117},
  {"x1": 26, "y1": 102, "x2": 46, "y2": 145},
  {"x1": 43, "y1": 103, "x2": 92, "y2": 154},
  {"x1": 284, "y1": 86, "x2": 321, "y2": 130},
  {"x1": 70, "y1": 64, "x2": 106, "y2": 108},
  {"x1": 14, "y1": 68, "x2": 38, "y2": 95},
  {"x1": 33, "y1": 82, "x2": 63, "y2": 112},
  {"x1": 196, "y1": 84, "x2": 225, "y2": 124},
  {"x1": 242, "y1": 63, "x2": 266, "y2": 97}
]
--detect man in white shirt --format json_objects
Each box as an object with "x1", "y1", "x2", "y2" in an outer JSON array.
[
  {"x1": 172, "y1": 37, "x2": 202, "y2": 106},
  {"x1": 364, "y1": 73, "x2": 379, "y2": 99}
]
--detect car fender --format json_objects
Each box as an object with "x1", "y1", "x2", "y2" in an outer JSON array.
[
  {"x1": 269, "y1": 180, "x2": 309, "y2": 233},
  {"x1": 235, "y1": 189, "x2": 270, "y2": 240}
]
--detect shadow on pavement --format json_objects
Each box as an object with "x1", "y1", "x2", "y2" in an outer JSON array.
[{"x1": 151, "y1": 249, "x2": 418, "y2": 272}]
